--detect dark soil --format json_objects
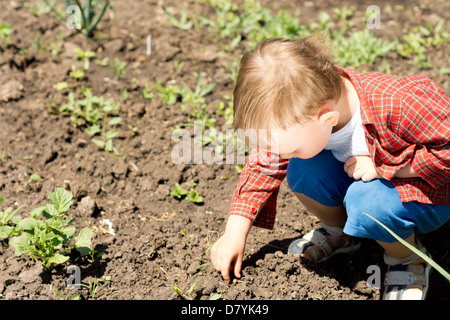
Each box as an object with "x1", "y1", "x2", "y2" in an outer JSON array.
[{"x1": 0, "y1": 0, "x2": 449, "y2": 300}]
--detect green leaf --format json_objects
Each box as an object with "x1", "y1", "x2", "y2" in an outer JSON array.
[
  {"x1": 9, "y1": 233, "x2": 34, "y2": 256},
  {"x1": 105, "y1": 139, "x2": 113, "y2": 152},
  {"x1": 54, "y1": 82, "x2": 69, "y2": 90},
  {"x1": 0, "y1": 226, "x2": 14, "y2": 239},
  {"x1": 48, "y1": 187, "x2": 73, "y2": 215},
  {"x1": 75, "y1": 227, "x2": 94, "y2": 255},
  {"x1": 44, "y1": 203, "x2": 59, "y2": 218},
  {"x1": 85, "y1": 124, "x2": 101, "y2": 136},
  {"x1": 104, "y1": 129, "x2": 119, "y2": 140},
  {"x1": 17, "y1": 217, "x2": 37, "y2": 231},
  {"x1": 48, "y1": 254, "x2": 70, "y2": 265},
  {"x1": 170, "y1": 183, "x2": 188, "y2": 199},
  {"x1": 186, "y1": 189, "x2": 203, "y2": 204},
  {"x1": 92, "y1": 139, "x2": 106, "y2": 149},
  {"x1": 172, "y1": 285, "x2": 183, "y2": 297},
  {"x1": 108, "y1": 117, "x2": 122, "y2": 126},
  {"x1": 363, "y1": 212, "x2": 450, "y2": 281},
  {"x1": 31, "y1": 205, "x2": 46, "y2": 219}
]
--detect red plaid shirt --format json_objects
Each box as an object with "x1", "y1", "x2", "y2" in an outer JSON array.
[{"x1": 229, "y1": 67, "x2": 450, "y2": 229}]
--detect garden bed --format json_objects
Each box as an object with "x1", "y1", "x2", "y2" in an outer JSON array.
[{"x1": 0, "y1": 0, "x2": 449, "y2": 300}]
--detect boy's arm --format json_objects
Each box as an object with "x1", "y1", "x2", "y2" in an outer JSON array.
[
  {"x1": 371, "y1": 78, "x2": 449, "y2": 188},
  {"x1": 395, "y1": 163, "x2": 419, "y2": 179},
  {"x1": 212, "y1": 150, "x2": 288, "y2": 282},
  {"x1": 228, "y1": 149, "x2": 289, "y2": 229},
  {"x1": 398, "y1": 81, "x2": 449, "y2": 188}
]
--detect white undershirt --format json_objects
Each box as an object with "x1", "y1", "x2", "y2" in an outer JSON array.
[{"x1": 324, "y1": 107, "x2": 369, "y2": 163}]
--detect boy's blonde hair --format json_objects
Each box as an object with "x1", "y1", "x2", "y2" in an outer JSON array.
[{"x1": 233, "y1": 35, "x2": 343, "y2": 137}]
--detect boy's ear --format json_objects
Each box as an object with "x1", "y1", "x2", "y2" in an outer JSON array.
[
  {"x1": 317, "y1": 100, "x2": 339, "y2": 127},
  {"x1": 319, "y1": 110, "x2": 339, "y2": 127}
]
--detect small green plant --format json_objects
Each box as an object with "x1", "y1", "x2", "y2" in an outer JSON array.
[
  {"x1": 0, "y1": 147, "x2": 9, "y2": 162},
  {"x1": 155, "y1": 80, "x2": 182, "y2": 105},
  {"x1": 0, "y1": 20, "x2": 13, "y2": 44},
  {"x1": 74, "y1": 47, "x2": 96, "y2": 70},
  {"x1": 0, "y1": 188, "x2": 95, "y2": 269},
  {"x1": 53, "y1": 287, "x2": 80, "y2": 300},
  {"x1": 79, "y1": 275, "x2": 110, "y2": 299},
  {"x1": 69, "y1": 64, "x2": 86, "y2": 81},
  {"x1": 58, "y1": 90, "x2": 122, "y2": 156},
  {"x1": 170, "y1": 183, "x2": 188, "y2": 199},
  {"x1": 162, "y1": 6, "x2": 193, "y2": 30},
  {"x1": 110, "y1": 58, "x2": 127, "y2": 79},
  {"x1": 44, "y1": 0, "x2": 111, "y2": 37},
  {"x1": 141, "y1": 82, "x2": 155, "y2": 100},
  {"x1": 172, "y1": 280, "x2": 199, "y2": 300},
  {"x1": 95, "y1": 57, "x2": 109, "y2": 66},
  {"x1": 396, "y1": 20, "x2": 449, "y2": 69},
  {"x1": 170, "y1": 181, "x2": 204, "y2": 204},
  {"x1": 28, "y1": 173, "x2": 45, "y2": 185}
]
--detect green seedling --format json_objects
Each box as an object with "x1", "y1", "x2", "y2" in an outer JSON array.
[
  {"x1": 170, "y1": 183, "x2": 188, "y2": 199},
  {"x1": 162, "y1": 6, "x2": 193, "y2": 30},
  {"x1": 1, "y1": 187, "x2": 95, "y2": 270},
  {"x1": 141, "y1": 82, "x2": 155, "y2": 100},
  {"x1": 54, "y1": 81, "x2": 69, "y2": 91},
  {"x1": 110, "y1": 58, "x2": 127, "y2": 79},
  {"x1": 70, "y1": 64, "x2": 86, "y2": 81},
  {"x1": 396, "y1": 20, "x2": 449, "y2": 69},
  {"x1": 74, "y1": 47, "x2": 96, "y2": 70},
  {"x1": 23, "y1": 0, "x2": 52, "y2": 16},
  {"x1": 172, "y1": 279, "x2": 199, "y2": 300},
  {"x1": 155, "y1": 80, "x2": 182, "y2": 105},
  {"x1": 0, "y1": 20, "x2": 13, "y2": 43},
  {"x1": 179, "y1": 70, "x2": 216, "y2": 111},
  {"x1": 28, "y1": 173, "x2": 45, "y2": 184},
  {"x1": 170, "y1": 182, "x2": 204, "y2": 204},
  {"x1": 121, "y1": 88, "x2": 128, "y2": 101},
  {"x1": 58, "y1": 91, "x2": 122, "y2": 156},
  {"x1": 0, "y1": 147, "x2": 9, "y2": 162},
  {"x1": 44, "y1": 0, "x2": 111, "y2": 37},
  {"x1": 53, "y1": 287, "x2": 80, "y2": 300},
  {"x1": 95, "y1": 57, "x2": 109, "y2": 66}
]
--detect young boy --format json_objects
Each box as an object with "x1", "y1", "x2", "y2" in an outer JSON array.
[{"x1": 211, "y1": 35, "x2": 450, "y2": 300}]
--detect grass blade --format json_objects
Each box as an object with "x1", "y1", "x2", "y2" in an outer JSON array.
[
  {"x1": 85, "y1": 1, "x2": 110, "y2": 36},
  {"x1": 363, "y1": 212, "x2": 450, "y2": 281}
]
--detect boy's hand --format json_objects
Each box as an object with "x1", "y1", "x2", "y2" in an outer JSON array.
[
  {"x1": 344, "y1": 156, "x2": 382, "y2": 182},
  {"x1": 211, "y1": 215, "x2": 252, "y2": 282}
]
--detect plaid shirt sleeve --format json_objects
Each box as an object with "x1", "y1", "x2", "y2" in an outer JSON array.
[{"x1": 228, "y1": 149, "x2": 289, "y2": 229}]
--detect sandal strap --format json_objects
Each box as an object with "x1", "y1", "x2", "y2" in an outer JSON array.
[
  {"x1": 384, "y1": 270, "x2": 427, "y2": 286},
  {"x1": 300, "y1": 228, "x2": 328, "y2": 247},
  {"x1": 320, "y1": 222, "x2": 344, "y2": 236}
]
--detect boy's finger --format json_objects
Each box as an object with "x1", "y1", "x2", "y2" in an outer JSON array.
[
  {"x1": 234, "y1": 257, "x2": 242, "y2": 279},
  {"x1": 221, "y1": 266, "x2": 230, "y2": 282}
]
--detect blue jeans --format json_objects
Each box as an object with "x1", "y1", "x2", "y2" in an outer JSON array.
[{"x1": 286, "y1": 150, "x2": 450, "y2": 243}]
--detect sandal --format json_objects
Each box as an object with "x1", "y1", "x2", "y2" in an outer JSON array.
[
  {"x1": 287, "y1": 223, "x2": 361, "y2": 263},
  {"x1": 383, "y1": 242, "x2": 432, "y2": 300}
]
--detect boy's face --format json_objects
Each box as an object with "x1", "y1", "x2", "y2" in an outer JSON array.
[{"x1": 266, "y1": 108, "x2": 339, "y2": 159}]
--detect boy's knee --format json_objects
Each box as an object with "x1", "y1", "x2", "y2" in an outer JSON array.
[
  {"x1": 344, "y1": 179, "x2": 402, "y2": 215},
  {"x1": 343, "y1": 180, "x2": 413, "y2": 242}
]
